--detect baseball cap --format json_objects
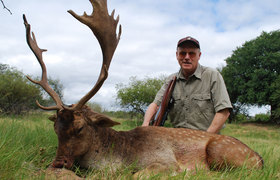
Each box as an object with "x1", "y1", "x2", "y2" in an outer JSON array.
[{"x1": 177, "y1": 36, "x2": 200, "y2": 49}]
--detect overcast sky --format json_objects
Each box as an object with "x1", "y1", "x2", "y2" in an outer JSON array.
[{"x1": 1, "y1": 0, "x2": 279, "y2": 113}]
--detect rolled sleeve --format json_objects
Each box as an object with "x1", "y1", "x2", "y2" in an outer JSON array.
[{"x1": 211, "y1": 72, "x2": 233, "y2": 112}]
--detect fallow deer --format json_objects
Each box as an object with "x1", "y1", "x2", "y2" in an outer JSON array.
[{"x1": 23, "y1": 0, "x2": 263, "y2": 178}]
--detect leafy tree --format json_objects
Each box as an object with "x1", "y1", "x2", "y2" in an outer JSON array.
[
  {"x1": 0, "y1": 63, "x2": 9, "y2": 73},
  {"x1": 0, "y1": 63, "x2": 64, "y2": 115},
  {"x1": 270, "y1": 76, "x2": 280, "y2": 121},
  {"x1": 0, "y1": 64, "x2": 42, "y2": 114},
  {"x1": 116, "y1": 76, "x2": 165, "y2": 116},
  {"x1": 221, "y1": 30, "x2": 280, "y2": 123}
]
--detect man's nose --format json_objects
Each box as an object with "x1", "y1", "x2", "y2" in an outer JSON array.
[{"x1": 184, "y1": 53, "x2": 191, "y2": 59}]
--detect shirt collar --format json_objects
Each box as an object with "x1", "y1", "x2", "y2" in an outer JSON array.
[{"x1": 177, "y1": 63, "x2": 202, "y2": 80}]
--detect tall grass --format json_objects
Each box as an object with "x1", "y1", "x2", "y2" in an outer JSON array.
[
  {"x1": 0, "y1": 113, "x2": 279, "y2": 179},
  {"x1": 0, "y1": 113, "x2": 57, "y2": 179}
]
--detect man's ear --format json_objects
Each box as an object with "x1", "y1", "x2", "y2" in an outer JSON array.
[
  {"x1": 88, "y1": 113, "x2": 120, "y2": 127},
  {"x1": 48, "y1": 114, "x2": 57, "y2": 122},
  {"x1": 199, "y1": 51, "x2": 202, "y2": 58}
]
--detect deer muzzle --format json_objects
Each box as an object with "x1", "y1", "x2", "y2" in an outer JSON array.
[{"x1": 52, "y1": 156, "x2": 74, "y2": 169}]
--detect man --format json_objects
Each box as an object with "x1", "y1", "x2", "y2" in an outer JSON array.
[{"x1": 142, "y1": 36, "x2": 232, "y2": 134}]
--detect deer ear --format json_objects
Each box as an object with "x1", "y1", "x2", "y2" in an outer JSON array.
[
  {"x1": 48, "y1": 114, "x2": 57, "y2": 122},
  {"x1": 89, "y1": 113, "x2": 120, "y2": 127}
]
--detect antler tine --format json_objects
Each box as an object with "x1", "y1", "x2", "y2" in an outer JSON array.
[
  {"x1": 67, "y1": 0, "x2": 122, "y2": 111},
  {"x1": 23, "y1": 14, "x2": 64, "y2": 111}
]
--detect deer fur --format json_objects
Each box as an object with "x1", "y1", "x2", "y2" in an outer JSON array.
[{"x1": 49, "y1": 105, "x2": 263, "y2": 175}]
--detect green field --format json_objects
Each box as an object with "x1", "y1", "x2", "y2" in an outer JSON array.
[{"x1": 0, "y1": 113, "x2": 279, "y2": 179}]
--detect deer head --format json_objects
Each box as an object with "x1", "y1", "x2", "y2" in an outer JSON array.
[{"x1": 23, "y1": 0, "x2": 121, "y2": 168}]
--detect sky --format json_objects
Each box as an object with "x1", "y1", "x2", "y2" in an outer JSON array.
[{"x1": 0, "y1": 0, "x2": 279, "y2": 114}]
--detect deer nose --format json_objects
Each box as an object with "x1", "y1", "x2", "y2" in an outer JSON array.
[
  {"x1": 52, "y1": 157, "x2": 73, "y2": 169},
  {"x1": 52, "y1": 160, "x2": 64, "y2": 168}
]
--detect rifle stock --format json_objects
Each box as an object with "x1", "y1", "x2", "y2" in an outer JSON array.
[{"x1": 151, "y1": 76, "x2": 176, "y2": 126}]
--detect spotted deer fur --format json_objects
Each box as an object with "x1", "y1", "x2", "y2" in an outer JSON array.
[{"x1": 49, "y1": 106, "x2": 263, "y2": 174}]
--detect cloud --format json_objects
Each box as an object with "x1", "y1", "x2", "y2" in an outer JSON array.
[{"x1": 1, "y1": 0, "x2": 279, "y2": 113}]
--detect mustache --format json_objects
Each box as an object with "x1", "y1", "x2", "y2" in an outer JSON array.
[{"x1": 182, "y1": 60, "x2": 192, "y2": 64}]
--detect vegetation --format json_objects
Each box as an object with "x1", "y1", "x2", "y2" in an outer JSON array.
[
  {"x1": 0, "y1": 63, "x2": 64, "y2": 115},
  {"x1": 0, "y1": 64, "x2": 42, "y2": 114},
  {"x1": 87, "y1": 102, "x2": 104, "y2": 113},
  {"x1": 221, "y1": 30, "x2": 280, "y2": 123},
  {"x1": 116, "y1": 76, "x2": 165, "y2": 116},
  {"x1": 0, "y1": 112, "x2": 279, "y2": 179}
]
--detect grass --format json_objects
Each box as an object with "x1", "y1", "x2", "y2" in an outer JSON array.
[
  {"x1": 0, "y1": 113, "x2": 279, "y2": 179},
  {"x1": 0, "y1": 112, "x2": 56, "y2": 179}
]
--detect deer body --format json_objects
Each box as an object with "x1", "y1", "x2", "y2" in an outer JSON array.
[
  {"x1": 23, "y1": 0, "x2": 263, "y2": 177},
  {"x1": 51, "y1": 106, "x2": 263, "y2": 174},
  {"x1": 80, "y1": 126, "x2": 210, "y2": 170}
]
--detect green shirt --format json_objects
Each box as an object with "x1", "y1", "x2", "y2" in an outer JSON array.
[{"x1": 153, "y1": 64, "x2": 232, "y2": 131}]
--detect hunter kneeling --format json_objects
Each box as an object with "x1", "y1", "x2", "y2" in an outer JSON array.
[{"x1": 143, "y1": 36, "x2": 232, "y2": 134}]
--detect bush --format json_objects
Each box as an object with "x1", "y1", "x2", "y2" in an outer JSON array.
[
  {"x1": 0, "y1": 64, "x2": 43, "y2": 114},
  {"x1": 230, "y1": 113, "x2": 250, "y2": 123},
  {"x1": 0, "y1": 64, "x2": 64, "y2": 115},
  {"x1": 116, "y1": 76, "x2": 165, "y2": 116},
  {"x1": 254, "y1": 113, "x2": 270, "y2": 122}
]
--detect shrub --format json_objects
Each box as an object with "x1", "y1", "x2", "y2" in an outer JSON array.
[
  {"x1": 0, "y1": 64, "x2": 43, "y2": 114},
  {"x1": 254, "y1": 113, "x2": 270, "y2": 122}
]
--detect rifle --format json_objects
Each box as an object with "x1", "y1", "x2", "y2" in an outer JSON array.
[{"x1": 150, "y1": 76, "x2": 176, "y2": 126}]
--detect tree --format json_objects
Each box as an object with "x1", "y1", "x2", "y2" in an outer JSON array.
[
  {"x1": 1, "y1": 0, "x2": 12, "y2": 14},
  {"x1": 116, "y1": 76, "x2": 165, "y2": 116},
  {"x1": 0, "y1": 63, "x2": 64, "y2": 115},
  {"x1": 221, "y1": 30, "x2": 280, "y2": 123},
  {"x1": 270, "y1": 76, "x2": 280, "y2": 121},
  {"x1": 0, "y1": 64, "x2": 42, "y2": 114}
]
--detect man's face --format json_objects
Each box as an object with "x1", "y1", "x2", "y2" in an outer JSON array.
[{"x1": 176, "y1": 43, "x2": 201, "y2": 77}]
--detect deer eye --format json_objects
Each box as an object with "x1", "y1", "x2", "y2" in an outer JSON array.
[{"x1": 76, "y1": 126, "x2": 84, "y2": 134}]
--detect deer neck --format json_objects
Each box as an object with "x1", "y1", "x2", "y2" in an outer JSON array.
[{"x1": 78, "y1": 126, "x2": 132, "y2": 169}]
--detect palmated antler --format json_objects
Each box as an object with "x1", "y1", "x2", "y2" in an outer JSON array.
[
  {"x1": 24, "y1": 0, "x2": 121, "y2": 111},
  {"x1": 67, "y1": 0, "x2": 122, "y2": 111},
  {"x1": 23, "y1": 14, "x2": 64, "y2": 111}
]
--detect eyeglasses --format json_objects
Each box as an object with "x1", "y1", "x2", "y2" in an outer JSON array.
[{"x1": 177, "y1": 50, "x2": 197, "y2": 59}]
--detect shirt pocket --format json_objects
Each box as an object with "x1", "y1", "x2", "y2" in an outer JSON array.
[
  {"x1": 171, "y1": 92, "x2": 182, "y2": 109},
  {"x1": 169, "y1": 92, "x2": 183, "y2": 118},
  {"x1": 169, "y1": 93, "x2": 184, "y2": 125},
  {"x1": 192, "y1": 94, "x2": 213, "y2": 111}
]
